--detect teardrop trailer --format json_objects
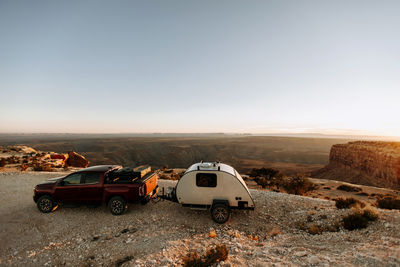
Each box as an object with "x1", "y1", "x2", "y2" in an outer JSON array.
[{"x1": 161, "y1": 162, "x2": 255, "y2": 223}]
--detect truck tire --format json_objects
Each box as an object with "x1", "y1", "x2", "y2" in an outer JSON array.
[
  {"x1": 37, "y1": 195, "x2": 55, "y2": 213},
  {"x1": 108, "y1": 196, "x2": 126, "y2": 215},
  {"x1": 211, "y1": 203, "x2": 230, "y2": 224}
]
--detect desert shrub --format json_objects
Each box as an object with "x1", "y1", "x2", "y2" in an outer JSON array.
[
  {"x1": 279, "y1": 175, "x2": 316, "y2": 195},
  {"x1": 343, "y1": 213, "x2": 369, "y2": 230},
  {"x1": 362, "y1": 207, "x2": 379, "y2": 221},
  {"x1": 376, "y1": 197, "x2": 400, "y2": 210},
  {"x1": 342, "y1": 208, "x2": 379, "y2": 231},
  {"x1": 182, "y1": 244, "x2": 228, "y2": 267},
  {"x1": 249, "y1": 167, "x2": 280, "y2": 179},
  {"x1": 0, "y1": 158, "x2": 6, "y2": 167},
  {"x1": 251, "y1": 168, "x2": 316, "y2": 195},
  {"x1": 323, "y1": 186, "x2": 331, "y2": 190},
  {"x1": 337, "y1": 184, "x2": 362, "y2": 192},
  {"x1": 182, "y1": 252, "x2": 203, "y2": 267},
  {"x1": 251, "y1": 168, "x2": 282, "y2": 188},
  {"x1": 204, "y1": 244, "x2": 228, "y2": 266},
  {"x1": 335, "y1": 197, "x2": 365, "y2": 209}
]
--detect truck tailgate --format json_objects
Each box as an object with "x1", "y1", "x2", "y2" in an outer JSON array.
[{"x1": 140, "y1": 172, "x2": 158, "y2": 196}]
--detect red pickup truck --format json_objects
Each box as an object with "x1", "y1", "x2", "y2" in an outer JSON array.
[{"x1": 33, "y1": 165, "x2": 158, "y2": 215}]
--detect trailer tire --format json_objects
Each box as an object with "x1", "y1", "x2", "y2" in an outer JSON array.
[
  {"x1": 37, "y1": 195, "x2": 55, "y2": 213},
  {"x1": 211, "y1": 203, "x2": 230, "y2": 224},
  {"x1": 108, "y1": 196, "x2": 126, "y2": 215}
]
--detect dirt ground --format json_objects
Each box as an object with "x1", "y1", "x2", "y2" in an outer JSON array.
[{"x1": 0, "y1": 172, "x2": 399, "y2": 266}]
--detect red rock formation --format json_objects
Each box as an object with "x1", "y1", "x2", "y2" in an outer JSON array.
[
  {"x1": 313, "y1": 141, "x2": 400, "y2": 189},
  {"x1": 50, "y1": 154, "x2": 67, "y2": 160},
  {"x1": 65, "y1": 151, "x2": 89, "y2": 168}
]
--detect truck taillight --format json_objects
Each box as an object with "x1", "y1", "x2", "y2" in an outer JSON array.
[{"x1": 139, "y1": 185, "x2": 145, "y2": 196}]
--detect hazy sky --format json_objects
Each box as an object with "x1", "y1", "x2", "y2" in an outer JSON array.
[{"x1": 1, "y1": 0, "x2": 399, "y2": 136}]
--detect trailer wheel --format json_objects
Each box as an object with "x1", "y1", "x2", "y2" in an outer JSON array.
[
  {"x1": 37, "y1": 195, "x2": 55, "y2": 213},
  {"x1": 108, "y1": 196, "x2": 126, "y2": 215},
  {"x1": 211, "y1": 203, "x2": 230, "y2": 224}
]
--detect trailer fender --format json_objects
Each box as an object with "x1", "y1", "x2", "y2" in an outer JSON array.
[{"x1": 212, "y1": 199, "x2": 230, "y2": 209}]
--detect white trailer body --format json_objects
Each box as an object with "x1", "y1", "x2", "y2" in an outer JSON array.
[{"x1": 175, "y1": 162, "x2": 255, "y2": 210}]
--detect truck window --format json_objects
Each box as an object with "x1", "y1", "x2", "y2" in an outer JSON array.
[
  {"x1": 63, "y1": 173, "x2": 82, "y2": 185},
  {"x1": 83, "y1": 173, "x2": 101, "y2": 184},
  {"x1": 196, "y1": 173, "x2": 217, "y2": 187}
]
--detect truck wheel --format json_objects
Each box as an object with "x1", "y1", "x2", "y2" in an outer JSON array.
[
  {"x1": 108, "y1": 196, "x2": 126, "y2": 215},
  {"x1": 37, "y1": 195, "x2": 55, "y2": 213},
  {"x1": 211, "y1": 203, "x2": 230, "y2": 224}
]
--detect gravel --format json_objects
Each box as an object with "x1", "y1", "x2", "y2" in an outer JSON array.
[{"x1": 0, "y1": 172, "x2": 399, "y2": 266}]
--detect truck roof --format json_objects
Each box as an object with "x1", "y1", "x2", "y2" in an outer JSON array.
[{"x1": 76, "y1": 165, "x2": 121, "y2": 173}]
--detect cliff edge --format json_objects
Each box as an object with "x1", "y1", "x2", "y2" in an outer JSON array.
[{"x1": 313, "y1": 141, "x2": 400, "y2": 189}]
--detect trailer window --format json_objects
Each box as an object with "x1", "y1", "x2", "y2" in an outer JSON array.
[{"x1": 196, "y1": 173, "x2": 217, "y2": 187}]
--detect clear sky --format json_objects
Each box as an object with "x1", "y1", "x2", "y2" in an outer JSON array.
[{"x1": 0, "y1": 0, "x2": 399, "y2": 136}]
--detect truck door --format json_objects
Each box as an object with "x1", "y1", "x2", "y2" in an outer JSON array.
[
  {"x1": 79, "y1": 172, "x2": 103, "y2": 204},
  {"x1": 53, "y1": 173, "x2": 85, "y2": 203}
]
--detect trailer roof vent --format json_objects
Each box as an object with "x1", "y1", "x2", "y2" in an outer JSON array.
[{"x1": 198, "y1": 162, "x2": 220, "y2": 170}]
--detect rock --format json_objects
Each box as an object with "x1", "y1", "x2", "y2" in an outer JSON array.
[
  {"x1": 209, "y1": 230, "x2": 217, "y2": 238},
  {"x1": 308, "y1": 256, "x2": 320, "y2": 265},
  {"x1": 294, "y1": 251, "x2": 308, "y2": 257},
  {"x1": 50, "y1": 154, "x2": 67, "y2": 160},
  {"x1": 65, "y1": 151, "x2": 89, "y2": 168}
]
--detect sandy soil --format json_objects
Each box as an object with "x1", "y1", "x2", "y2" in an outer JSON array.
[{"x1": 0, "y1": 172, "x2": 399, "y2": 266}]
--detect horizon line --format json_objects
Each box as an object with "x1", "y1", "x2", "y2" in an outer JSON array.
[{"x1": 0, "y1": 131, "x2": 399, "y2": 140}]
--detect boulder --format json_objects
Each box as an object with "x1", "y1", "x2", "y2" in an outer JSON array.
[
  {"x1": 50, "y1": 154, "x2": 67, "y2": 160},
  {"x1": 66, "y1": 151, "x2": 89, "y2": 168}
]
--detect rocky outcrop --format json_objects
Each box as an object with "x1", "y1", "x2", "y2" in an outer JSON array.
[
  {"x1": 0, "y1": 145, "x2": 89, "y2": 171},
  {"x1": 313, "y1": 141, "x2": 400, "y2": 189}
]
